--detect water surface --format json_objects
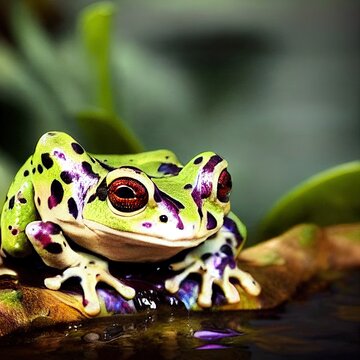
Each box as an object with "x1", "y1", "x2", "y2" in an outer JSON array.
[{"x1": 1, "y1": 270, "x2": 359, "y2": 359}]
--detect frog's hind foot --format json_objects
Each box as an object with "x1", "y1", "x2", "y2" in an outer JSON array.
[{"x1": 44, "y1": 253, "x2": 136, "y2": 316}]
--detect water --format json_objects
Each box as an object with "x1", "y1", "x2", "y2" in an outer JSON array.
[{"x1": 1, "y1": 270, "x2": 359, "y2": 359}]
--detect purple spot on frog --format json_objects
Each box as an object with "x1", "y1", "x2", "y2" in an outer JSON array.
[
  {"x1": 194, "y1": 156, "x2": 203, "y2": 165},
  {"x1": 60, "y1": 170, "x2": 77, "y2": 184},
  {"x1": 53, "y1": 150, "x2": 66, "y2": 160},
  {"x1": 206, "y1": 212, "x2": 217, "y2": 230},
  {"x1": 208, "y1": 253, "x2": 236, "y2": 277},
  {"x1": 82, "y1": 161, "x2": 99, "y2": 179},
  {"x1": 198, "y1": 179, "x2": 213, "y2": 201},
  {"x1": 203, "y1": 155, "x2": 223, "y2": 174},
  {"x1": 33, "y1": 222, "x2": 61, "y2": 247},
  {"x1": 68, "y1": 197, "x2": 79, "y2": 219},
  {"x1": 47, "y1": 179, "x2": 64, "y2": 209},
  {"x1": 71, "y1": 142, "x2": 84, "y2": 155},
  {"x1": 223, "y1": 217, "x2": 244, "y2": 246},
  {"x1": 158, "y1": 163, "x2": 182, "y2": 175},
  {"x1": 47, "y1": 196, "x2": 57, "y2": 210},
  {"x1": 191, "y1": 155, "x2": 223, "y2": 214},
  {"x1": 142, "y1": 222, "x2": 152, "y2": 228}
]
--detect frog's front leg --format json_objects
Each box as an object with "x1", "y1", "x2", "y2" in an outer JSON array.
[
  {"x1": 165, "y1": 214, "x2": 261, "y2": 307},
  {"x1": 25, "y1": 221, "x2": 135, "y2": 315}
]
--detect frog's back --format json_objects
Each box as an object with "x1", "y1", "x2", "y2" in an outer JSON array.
[{"x1": 93, "y1": 149, "x2": 183, "y2": 177}]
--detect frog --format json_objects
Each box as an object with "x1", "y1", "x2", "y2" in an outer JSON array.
[{"x1": 0, "y1": 131, "x2": 261, "y2": 315}]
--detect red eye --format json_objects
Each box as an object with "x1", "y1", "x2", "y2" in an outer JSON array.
[
  {"x1": 217, "y1": 169, "x2": 232, "y2": 203},
  {"x1": 108, "y1": 177, "x2": 148, "y2": 213}
]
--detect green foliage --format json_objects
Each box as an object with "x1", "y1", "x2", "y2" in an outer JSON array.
[
  {"x1": 78, "y1": 1, "x2": 115, "y2": 113},
  {"x1": 259, "y1": 161, "x2": 360, "y2": 240},
  {"x1": 0, "y1": 1, "x2": 143, "y2": 205},
  {"x1": 76, "y1": 1, "x2": 143, "y2": 153},
  {"x1": 0, "y1": 1, "x2": 143, "y2": 157}
]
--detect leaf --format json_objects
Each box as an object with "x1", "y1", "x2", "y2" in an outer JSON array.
[
  {"x1": 1, "y1": 222, "x2": 359, "y2": 336},
  {"x1": 76, "y1": 109, "x2": 144, "y2": 154},
  {"x1": 10, "y1": 1, "x2": 84, "y2": 114},
  {"x1": 78, "y1": 1, "x2": 115, "y2": 113},
  {"x1": 0, "y1": 44, "x2": 63, "y2": 137},
  {"x1": 258, "y1": 161, "x2": 360, "y2": 240},
  {"x1": 76, "y1": 2, "x2": 143, "y2": 154}
]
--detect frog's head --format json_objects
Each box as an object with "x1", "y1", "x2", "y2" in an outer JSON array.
[{"x1": 81, "y1": 152, "x2": 233, "y2": 262}]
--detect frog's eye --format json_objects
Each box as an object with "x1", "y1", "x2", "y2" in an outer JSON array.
[
  {"x1": 108, "y1": 177, "x2": 148, "y2": 213},
  {"x1": 217, "y1": 169, "x2": 232, "y2": 203}
]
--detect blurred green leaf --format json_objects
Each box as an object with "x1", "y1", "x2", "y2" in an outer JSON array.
[
  {"x1": 10, "y1": 1, "x2": 85, "y2": 114},
  {"x1": 77, "y1": 109, "x2": 143, "y2": 154},
  {"x1": 258, "y1": 161, "x2": 360, "y2": 240},
  {"x1": 78, "y1": 1, "x2": 115, "y2": 113},
  {"x1": 77, "y1": 1, "x2": 144, "y2": 153}
]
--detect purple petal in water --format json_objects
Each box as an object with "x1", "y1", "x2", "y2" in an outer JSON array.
[
  {"x1": 194, "y1": 328, "x2": 243, "y2": 341},
  {"x1": 196, "y1": 344, "x2": 229, "y2": 350}
]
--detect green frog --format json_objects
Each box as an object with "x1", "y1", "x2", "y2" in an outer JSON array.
[{"x1": 0, "y1": 132, "x2": 260, "y2": 315}]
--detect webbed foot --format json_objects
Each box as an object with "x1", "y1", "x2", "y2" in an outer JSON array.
[{"x1": 45, "y1": 252, "x2": 136, "y2": 316}]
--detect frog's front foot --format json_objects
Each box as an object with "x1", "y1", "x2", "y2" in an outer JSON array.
[
  {"x1": 44, "y1": 253, "x2": 136, "y2": 316},
  {"x1": 165, "y1": 252, "x2": 261, "y2": 308}
]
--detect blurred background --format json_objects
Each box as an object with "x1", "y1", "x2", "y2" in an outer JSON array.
[{"x1": 0, "y1": 0, "x2": 359, "y2": 240}]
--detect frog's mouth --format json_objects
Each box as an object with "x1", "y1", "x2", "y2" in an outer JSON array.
[{"x1": 71, "y1": 219, "x2": 207, "y2": 262}]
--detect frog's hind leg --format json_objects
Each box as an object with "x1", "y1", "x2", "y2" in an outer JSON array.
[
  {"x1": 25, "y1": 221, "x2": 136, "y2": 316},
  {"x1": 1, "y1": 157, "x2": 37, "y2": 271}
]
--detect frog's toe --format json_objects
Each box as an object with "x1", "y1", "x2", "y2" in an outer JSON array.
[
  {"x1": 44, "y1": 274, "x2": 63, "y2": 290},
  {"x1": 197, "y1": 272, "x2": 215, "y2": 307},
  {"x1": 165, "y1": 260, "x2": 203, "y2": 294},
  {"x1": 216, "y1": 278, "x2": 240, "y2": 304},
  {"x1": 0, "y1": 266, "x2": 17, "y2": 277},
  {"x1": 83, "y1": 300, "x2": 101, "y2": 317},
  {"x1": 227, "y1": 267, "x2": 261, "y2": 296},
  {"x1": 98, "y1": 270, "x2": 136, "y2": 299}
]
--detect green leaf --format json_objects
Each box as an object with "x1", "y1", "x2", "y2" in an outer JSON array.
[
  {"x1": 0, "y1": 43, "x2": 63, "y2": 132},
  {"x1": 78, "y1": 1, "x2": 115, "y2": 113},
  {"x1": 76, "y1": 109, "x2": 144, "y2": 154},
  {"x1": 77, "y1": 2, "x2": 143, "y2": 154},
  {"x1": 258, "y1": 161, "x2": 360, "y2": 240},
  {"x1": 10, "y1": 1, "x2": 84, "y2": 114}
]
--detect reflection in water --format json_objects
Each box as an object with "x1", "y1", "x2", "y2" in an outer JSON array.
[{"x1": 0, "y1": 271, "x2": 359, "y2": 359}]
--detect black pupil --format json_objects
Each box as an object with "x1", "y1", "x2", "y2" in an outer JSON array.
[{"x1": 115, "y1": 186, "x2": 136, "y2": 199}]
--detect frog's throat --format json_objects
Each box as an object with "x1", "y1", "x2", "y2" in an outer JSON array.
[{"x1": 71, "y1": 219, "x2": 207, "y2": 262}]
